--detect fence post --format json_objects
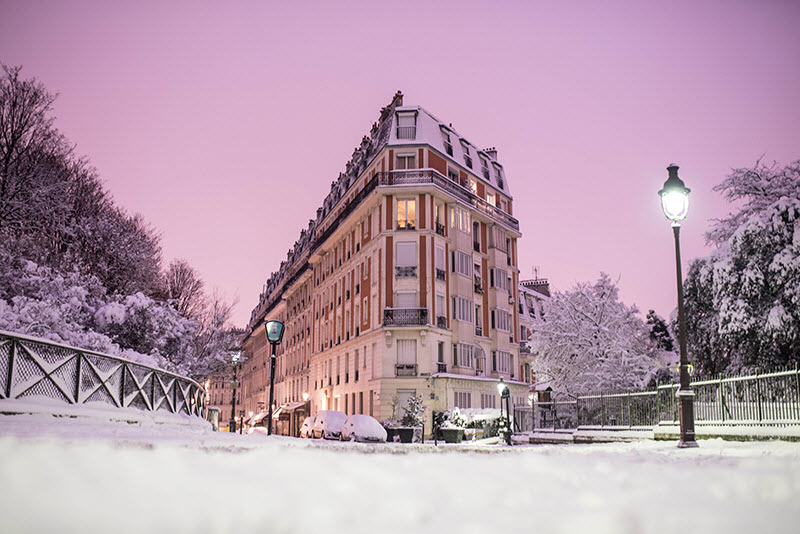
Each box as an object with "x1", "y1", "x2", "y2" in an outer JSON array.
[
  {"x1": 74, "y1": 352, "x2": 81, "y2": 404},
  {"x1": 756, "y1": 370, "x2": 762, "y2": 424},
  {"x1": 719, "y1": 375, "x2": 725, "y2": 423},
  {"x1": 553, "y1": 400, "x2": 558, "y2": 431},
  {"x1": 6, "y1": 339, "x2": 15, "y2": 399},
  {"x1": 794, "y1": 363, "x2": 800, "y2": 422},
  {"x1": 625, "y1": 392, "x2": 629, "y2": 428},
  {"x1": 600, "y1": 392, "x2": 605, "y2": 429}
]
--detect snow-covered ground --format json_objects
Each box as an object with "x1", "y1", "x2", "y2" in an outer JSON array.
[{"x1": 1, "y1": 411, "x2": 799, "y2": 534}]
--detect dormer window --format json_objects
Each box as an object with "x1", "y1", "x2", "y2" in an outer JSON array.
[
  {"x1": 461, "y1": 140, "x2": 472, "y2": 168},
  {"x1": 480, "y1": 155, "x2": 490, "y2": 180},
  {"x1": 440, "y1": 127, "x2": 453, "y2": 156},
  {"x1": 396, "y1": 111, "x2": 417, "y2": 139}
]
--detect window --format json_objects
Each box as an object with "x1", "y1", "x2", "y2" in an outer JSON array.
[
  {"x1": 396, "y1": 291, "x2": 416, "y2": 308},
  {"x1": 435, "y1": 246, "x2": 445, "y2": 270},
  {"x1": 397, "y1": 199, "x2": 416, "y2": 229},
  {"x1": 436, "y1": 294, "x2": 445, "y2": 317},
  {"x1": 396, "y1": 112, "x2": 416, "y2": 139},
  {"x1": 461, "y1": 141, "x2": 472, "y2": 168},
  {"x1": 457, "y1": 342, "x2": 474, "y2": 368},
  {"x1": 448, "y1": 166, "x2": 459, "y2": 182},
  {"x1": 487, "y1": 191, "x2": 496, "y2": 207},
  {"x1": 397, "y1": 339, "x2": 417, "y2": 366},
  {"x1": 491, "y1": 268, "x2": 509, "y2": 291},
  {"x1": 449, "y1": 206, "x2": 471, "y2": 233},
  {"x1": 396, "y1": 241, "x2": 416, "y2": 269},
  {"x1": 434, "y1": 203, "x2": 444, "y2": 226},
  {"x1": 362, "y1": 297, "x2": 368, "y2": 322},
  {"x1": 452, "y1": 296, "x2": 474, "y2": 323},
  {"x1": 493, "y1": 309, "x2": 510, "y2": 332},
  {"x1": 473, "y1": 262, "x2": 482, "y2": 289},
  {"x1": 441, "y1": 127, "x2": 453, "y2": 156},
  {"x1": 490, "y1": 226, "x2": 508, "y2": 251},
  {"x1": 493, "y1": 350, "x2": 512, "y2": 373},
  {"x1": 396, "y1": 153, "x2": 416, "y2": 170},
  {"x1": 481, "y1": 394, "x2": 497, "y2": 409},
  {"x1": 438, "y1": 341, "x2": 444, "y2": 363},
  {"x1": 453, "y1": 251, "x2": 471, "y2": 277},
  {"x1": 454, "y1": 391, "x2": 472, "y2": 409},
  {"x1": 469, "y1": 179, "x2": 478, "y2": 195},
  {"x1": 480, "y1": 155, "x2": 490, "y2": 180}
]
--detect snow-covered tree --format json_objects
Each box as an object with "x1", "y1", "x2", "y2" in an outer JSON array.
[
  {"x1": 682, "y1": 159, "x2": 800, "y2": 373},
  {"x1": 529, "y1": 274, "x2": 660, "y2": 396},
  {"x1": 164, "y1": 259, "x2": 206, "y2": 318},
  {"x1": 401, "y1": 394, "x2": 426, "y2": 427},
  {"x1": 706, "y1": 158, "x2": 800, "y2": 246}
]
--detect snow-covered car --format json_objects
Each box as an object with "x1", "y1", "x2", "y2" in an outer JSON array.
[
  {"x1": 311, "y1": 410, "x2": 347, "y2": 439},
  {"x1": 247, "y1": 426, "x2": 268, "y2": 435},
  {"x1": 340, "y1": 414, "x2": 387, "y2": 443},
  {"x1": 299, "y1": 416, "x2": 315, "y2": 438}
]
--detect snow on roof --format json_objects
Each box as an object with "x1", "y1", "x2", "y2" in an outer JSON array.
[{"x1": 389, "y1": 105, "x2": 511, "y2": 197}]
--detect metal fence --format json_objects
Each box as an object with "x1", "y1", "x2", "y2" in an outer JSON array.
[
  {"x1": 514, "y1": 367, "x2": 800, "y2": 432},
  {"x1": 514, "y1": 400, "x2": 578, "y2": 432},
  {"x1": 0, "y1": 330, "x2": 206, "y2": 418},
  {"x1": 576, "y1": 366, "x2": 800, "y2": 429}
]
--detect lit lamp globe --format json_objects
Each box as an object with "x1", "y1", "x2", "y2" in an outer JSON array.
[
  {"x1": 658, "y1": 164, "x2": 690, "y2": 222},
  {"x1": 265, "y1": 320, "x2": 285, "y2": 345}
]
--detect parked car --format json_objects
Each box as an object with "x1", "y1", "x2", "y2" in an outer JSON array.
[
  {"x1": 247, "y1": 426, "x2": 268, "y2": 435},
  {"x1": 340, "y1": 414, "x2": 387, "y2": 443},
  {"x1": 300, "y1": 416, "x2": 315, "y2": 438},
  {"x1": 312, "y1": 410, "x2": 348, "y2": 439}
]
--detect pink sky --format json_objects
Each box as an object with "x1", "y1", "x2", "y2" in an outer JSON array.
[{"x1": 2, "y1": 0, "x2": 799, "y2": 327}]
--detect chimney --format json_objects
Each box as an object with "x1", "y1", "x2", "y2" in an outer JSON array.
[{"x1": 484, "y1": 147, "x2": 498, "y2": 161}]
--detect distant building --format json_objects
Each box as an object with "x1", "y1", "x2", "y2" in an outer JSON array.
[
  {"x1": 517, "y1": 277, "x2": 551, "y2": 391},
  {"x1": 240, "y1": 92, "x2": 530, "y2": 435}
]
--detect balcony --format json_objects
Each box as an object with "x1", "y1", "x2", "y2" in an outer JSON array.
[
  {"x1": 435, "y1": 222, "x2": 446, "y2": 236},
  {"x1": 520, "y1": 343, "x2": 531, "y2": 355},
  {"x1": 474, "y1": 280, "x2": 484, "y2": 294},
  {"x1": 435, "y1": 268, "x2": 446, "y2": 281},
  {"x1": 397, "y1": 126, "x2": 416, "y2": 139},
  {"x1": 396, "y1": 221, "x2": 416, "y2": 231},
  {"x1": 396, "y1": 266, "x2": 417, "y2": 278},
  {"x1": 473, "y1": 241, "x2": 481, "y2": 253},
  {"x1": 384, "y1": 308, "x2": 428, "y2": 326},
  {"x1": 436, "y1": 316, "x2": 447, "y2": 329},
  {"x1": 437, "y1": 362, "x2": 447, "y2": 373},
  {"x1": 376, "y1": 170, "x2": 519, "y2": 232},
  {"x1": 395, "y1": 364, "x2": 418, "y2": 377},
  {"x1": 475, "y1": 325, "x2": 483, "y2": 337}
]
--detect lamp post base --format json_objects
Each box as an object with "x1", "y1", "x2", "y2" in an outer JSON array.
[{"x1": 677, "y1": 388, "x2": 699, "y2": 448}]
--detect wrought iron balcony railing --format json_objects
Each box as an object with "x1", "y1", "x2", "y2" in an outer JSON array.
[
  {"x1": 474, "y1": 280, "x2": 484, "y2": 294},
  {"x1": 377, "y1": 170, "x2": 519, "y2": 232},
  {"x1": 435, "y1": 222, "x2": 446, "y2": 236},
  {"x1": 395, "y1": 266, "x2": 417, "y2": 278},
  {"x1": 0, "y1": 330, "x2": 205, "y2": 418},
  {"x1": 475, "y1": 325, "x2": 483, "y2": 337},
  {"x1": 437, "y1": 362, "x2": 447, "y2": 373},
  {"x1": 395, "y1": 364, "x2": 418, "y2": 377},
  {"x1": 436, "y1": 316, "x2": 447, "y2": 329},
  {"x1": 384, "y1": 308, "x2": 428, "y2": 326},
  {"x1": 436, "y1": 268, "x2": 446, "y2": 281}
]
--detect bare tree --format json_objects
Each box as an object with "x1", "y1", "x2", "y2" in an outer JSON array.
[{"x1": 165, "y1": 259, "x2": 205, "y2": 318}]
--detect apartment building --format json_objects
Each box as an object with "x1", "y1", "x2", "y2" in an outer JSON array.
[{"x1": 240, "y1": 92, "x2": 531, "y2": 435}]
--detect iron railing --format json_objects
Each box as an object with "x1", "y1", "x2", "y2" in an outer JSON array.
[
  {"x1": 378, "y1": 170, "x2": 520, "y2": 232},
  {"x1": 576, "y1": 366, "x2": 800, "y2": 429},
  {"x1": 395, "y1": 364, "x2": 418, "y2": 377},
  {"x1": 435, "y1": 268, "x2": 446, "y2": 281},
  {"x1": 515, "y1": 400, "x2": 578, "y2": 432},
  {"x1": 383, "y1": 308, "x2": 428, "y2": 326},
  {"x1": 395, "y1": 266, "x2": 417, "y2": 278},
  {"x1": 0, "y1": 330, "x2": 206, "y2": 418},
  {"x1": 436, "y1": 316, "x2": 447, "y2": 329}
]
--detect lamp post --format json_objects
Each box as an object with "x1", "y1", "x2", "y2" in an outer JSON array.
[
  {"x1": 229, "y1": 351, "x2": 241, "y2": 433},
  {"x1": 658, "y1": 164, "x2": 698, "y2": 448},
  {"x1": 265, "y1": 320, "x2": 285, "y2": 436},
  {"x1": 497, "y1": 378, "x2": 512, "y2": 445}
]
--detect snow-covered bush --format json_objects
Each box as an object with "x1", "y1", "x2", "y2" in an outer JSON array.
[{"x1": 400, "y1": 394, "x2": 426, "y2": 427}]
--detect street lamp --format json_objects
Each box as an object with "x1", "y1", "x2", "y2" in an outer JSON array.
[
  {"x1": 658, "y1": 164, "x2": 698, "y2": 448},
  {"x1": 265, "y1": 320, "x2": 285, "y2": 436},
  {"x1": 497, "y1": 378, "x2": 512, "y2": 445},
  {"x1": 229, "y1": 351, "x2": 241, "y2": 433}
]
